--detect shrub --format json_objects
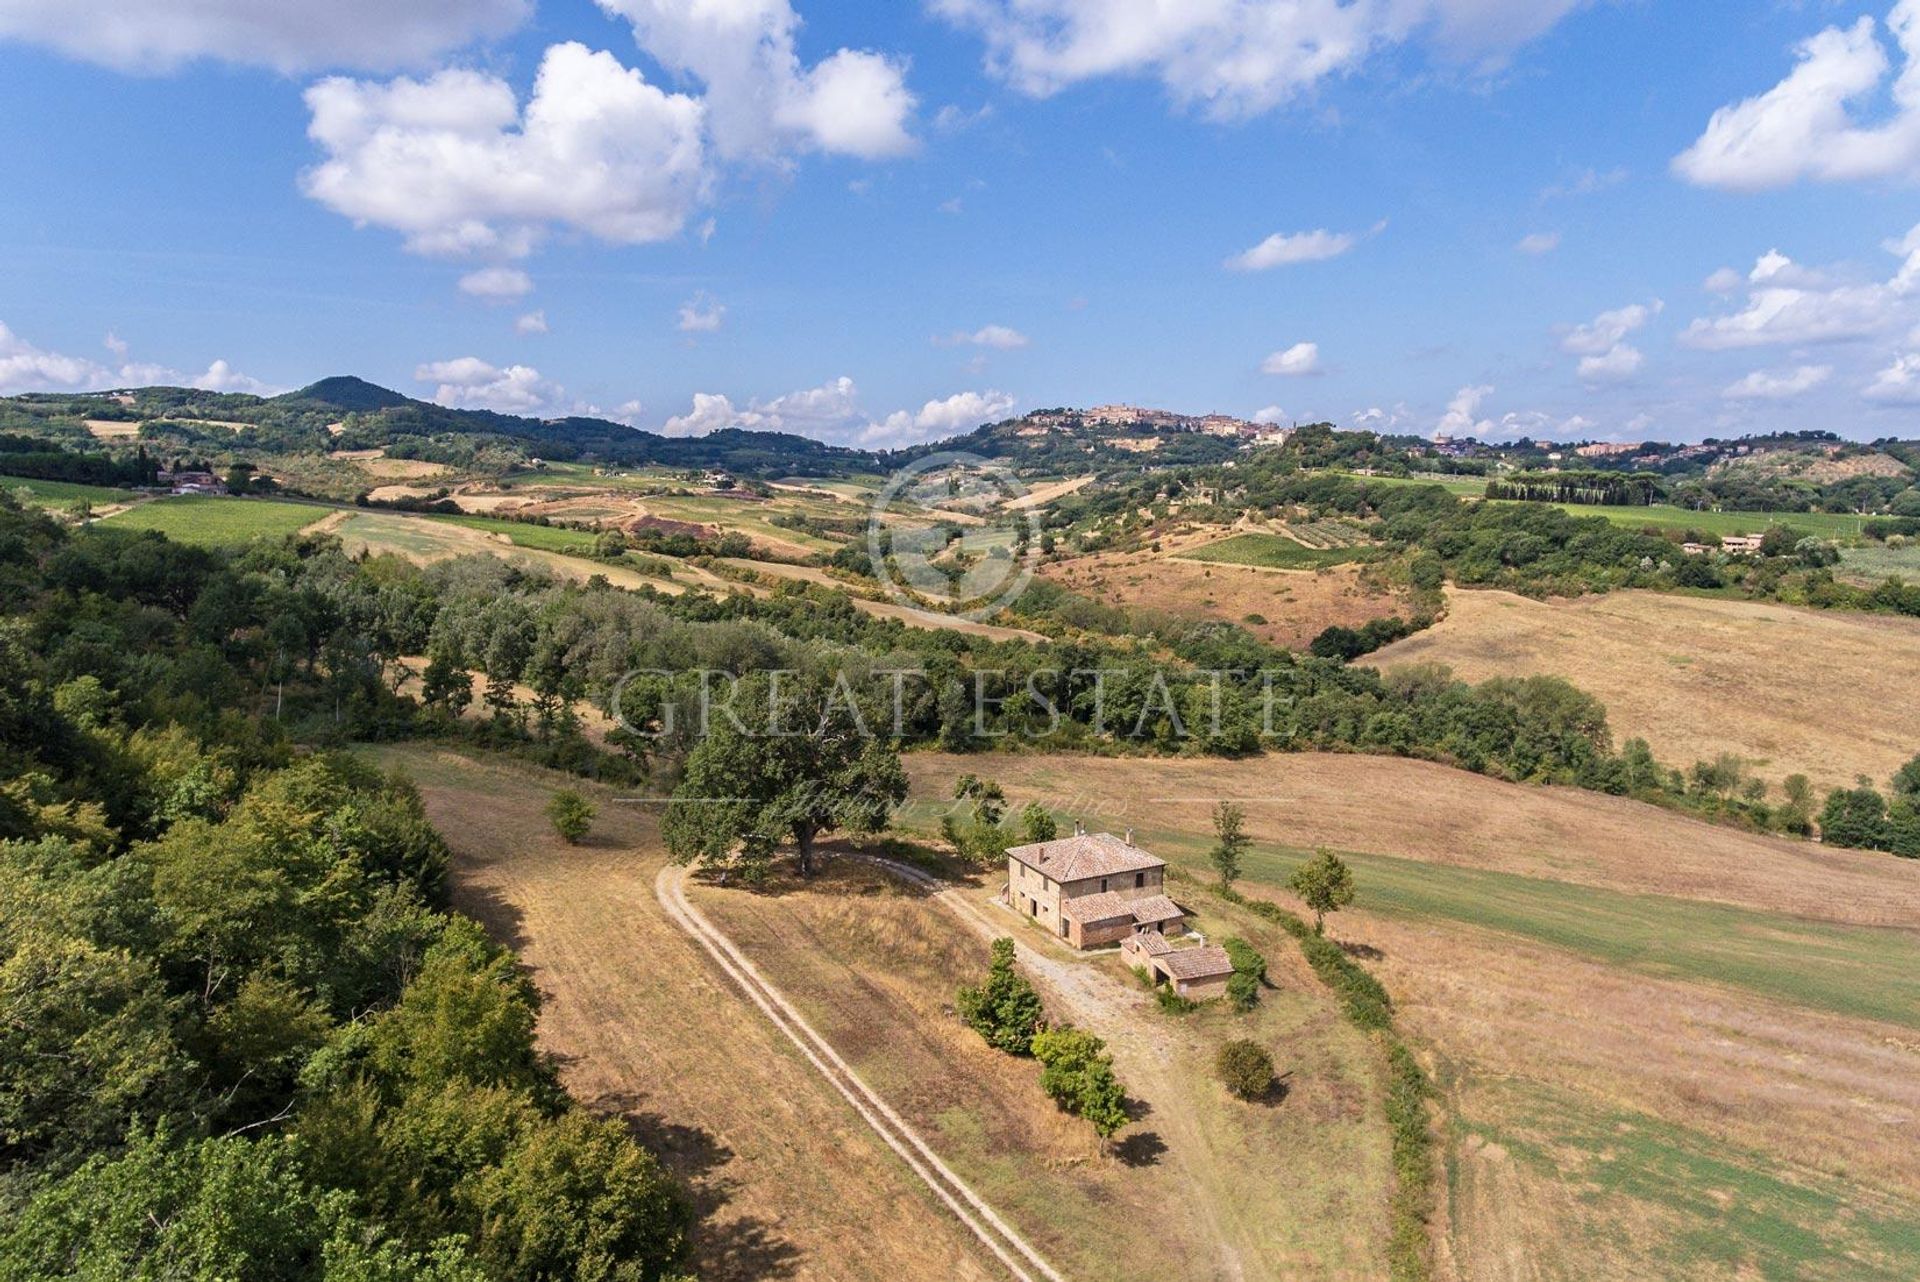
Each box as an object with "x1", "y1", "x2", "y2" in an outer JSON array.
[
  {"x1": 1226, "y1": 971, "x2": 1260, "y2": 1012},
  {"x1": 1031, "y1": 1027, "x2": 1130, "y2": 1138},
  {"x1": 1155, "y1": 986, "x2": 1198, "y2": 1015},
  {"x1": 1214, "y1": 1038, "x2": 1273, "y2": 1099},
  {"x1": 544, "y1": 790, "x2": 595, "y2": 845},
  {"x1": 1222, "y1": 937, "x2": 1266, "y2": 982},
  {"x1": 956, "y1": 938, "x2": 1045, "y2": 1055}
]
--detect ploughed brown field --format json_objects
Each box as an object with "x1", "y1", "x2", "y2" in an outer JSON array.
[
  {"x1": 906, "y1": 751, "x2": 1920, "y2": 1281},
  {"x1": 1366, "y1": 587, "x2": 1920, "y2": 793}
]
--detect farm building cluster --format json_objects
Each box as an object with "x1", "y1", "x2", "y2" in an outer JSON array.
[{"x1": 1004, "y1": 827, "x2": 1234, "y2": 999}]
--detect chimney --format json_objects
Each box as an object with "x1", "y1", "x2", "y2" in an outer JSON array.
[
  {"x1": 1124, "y1": 828, "x2": 1134, "y2": 846},
  {"x1": 1073, "y1": 819, "x2": 1085, "y2": 837}
]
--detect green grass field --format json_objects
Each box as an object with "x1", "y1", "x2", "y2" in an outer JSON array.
[
  {"x1": 99, "y1": 496, "x2": 326, "y2": 545},
  {"x1": 1114, "y1": 824, "x2": 1920, "y2": 1030},
  {"x1": 0, "y1": 475, "x2": 137, "y2": 504},
  {"x1": 1178, "y1": 531, "x2": 1369, "y2": 570},
  {"x1": 1840, "y1": 542, "x2": 1920, "y2": 583},
  {"x1": 1457, "y1": 1078, "x2": 1920, "y2": 1281},
  {"x1": 431, "y1": 513, "x2": 599, "y2": 553}
]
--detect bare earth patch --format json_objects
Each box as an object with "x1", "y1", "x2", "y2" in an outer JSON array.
[{"x1": 1367, "y1": 588, "x2": 1920, "y2": 791}]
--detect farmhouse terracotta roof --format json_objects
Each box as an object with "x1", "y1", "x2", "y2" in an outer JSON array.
[
  {"x1": 1061, "y1": 891, "x2": 1183, "y2": 927},
  {"x1": 1160, "y1": 945, "x2": 1234, "y2": 982},
  {"x1": 1006, "y1": 831, "x2": 1164, "y2": 882},
  {"x1": 1129, "y1": 931, "x2": 1174, "y2": 957}
]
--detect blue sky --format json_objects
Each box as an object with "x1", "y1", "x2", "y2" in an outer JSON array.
[{"x1": 3, "y1": 0, "x2": 1920, "y2": 444}]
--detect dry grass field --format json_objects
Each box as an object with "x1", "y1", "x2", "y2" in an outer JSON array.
[
  {"x1": 1367, "y1": 588, "x2": 1920, "y2": 792},
  {"x1": 695, "y1": 859, "x2": 1392, "y2": 1281},
  {"x1": 1042, "y1": 546, "x2": 1408, "y2": 649},
  {"x1": 365, "y1": 745, "x2": 1008, "y2": 1282},
  {"x1": 904, "y1": 751, "x2": 1920, "y2": 1280}
]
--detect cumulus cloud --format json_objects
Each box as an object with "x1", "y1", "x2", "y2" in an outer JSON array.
[
  {"x1": 677, "y1": 292, "x2": 726, "y2": 332},
  {"x1": 1516, "y1": 231, "x2": 1560, "y2": 255},
  {"x1": 0, "y1": 0, "x2": 527, "y2": 73},
  {"x1": 1722, "y1": 364, "x2": 1833, "y2": 400},
  {"x1": 0, "y1": 320, "x2": 280, "y2": 396},
  {"x1": 1226, "y1": 227, "x2": 1358, "y2": 271},
  {"x1": 1261, "y1": 341, "x2": 1322, "y2": 375},
  {"x1": 1561, "y1": 300, "x2": 1660, "y2": 382},
  {"x1": 459, "y1": 266, "x2": 534, "y2": 299},
  {"x1": 1436, "y1": 384, "x2": 1494, "y2": 437},
  {"x1": 1704, "y1": 267, "x2": 1746, "y2": 294},
  {"x1": 515, "y1": 310, "x2": 548, "y2": 335},
  {"x1": 302, "y1": 43, "x2": 709, "y2": 265},
  {"x1": 414, "y1": 357, "x2": 567, "y2": 414},
  {"x1": 592, "y1": 0, "x2": 915, "y2": 161},
  {"x1": 1682, "y1": 227, "x2": 1920, "y2": 349},
  {"x1": 1674, "y1": 0, "x2": 1920, "y2": 190},
  {"x1": 1864, "y1": 352, "x2": 1920, "y2": 402},
  {"x1": 1252, "y1": 405, "x2": 1289, "y2": 424},
  {"x1": 936, "y1": 324, "x2": 1030, "y2": 349},
  {"x1": 891, "y1": 389, "x2": 1018, "y2": 437},
  {"x1": 933, "y1": 0, "x2": 1592, "y2": 120},
  {"x1": 661, "y1": 378, "x2": 1014, "y2": 444}
]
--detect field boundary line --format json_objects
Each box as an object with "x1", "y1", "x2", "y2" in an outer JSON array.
[{"x1": 655, "y1": 865, "x2": 1068, "y2": 1282}]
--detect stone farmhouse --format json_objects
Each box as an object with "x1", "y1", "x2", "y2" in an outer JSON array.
[{"x1": 1005, "y1": 826, "x2": 1234, "y2": 999}]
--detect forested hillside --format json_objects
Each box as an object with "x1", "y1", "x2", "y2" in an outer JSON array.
[{"x1": 0, "y1": 497, "x2": 692, "y2": 1280}]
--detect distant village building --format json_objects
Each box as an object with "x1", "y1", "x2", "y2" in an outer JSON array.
[
  {"x1": 1004, "y1": 827, "x2": 1234, "y2": 999},
  {"x1": 1719, "y1": 534, "x2": 1765, "y2": 555},
  {"x1": 1574, "y1": 441, "x2": 1644, "y2": 459},
  {"x1": 155, "y1": 470, "x2": 225, "y2": 496}
]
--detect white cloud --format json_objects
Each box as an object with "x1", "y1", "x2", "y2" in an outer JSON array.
[
  {"x1": 414, "y1": 356, "x2": 570, "y2": 414},
  {"x1": 1226, "y1": 228, "x2": 1356, "y2": 271},
  {"x1": 1682, "y1": 228, "x2": 1920, "y2": 349},
  {"x1": 1704, "y1": 267, "x2": 1745, "y2": 295},
  {"x1": 1261, "y1": 341, "x2": 1322, "y2": 375},
  {"x1": 303, "y1": 44, "x2": 706, "y2": 265},
  {"x1": 0, "y1": 320, "x2": 280, "y2": 396},
  {"x1": 1576, "y1": 345, "x2": 1643, "y2": 382},
  {"x1": 1252, "y1": 405, "x2": 1288, "y2": 424},
  {"x1": 303, "y1": 43, "x2": 709, "y2": 267},
  {"x1": 677, "y1": 292, "x2": 726, "y2": 332},
  {"x1": 0, "y1": 322, "x2": 105, "y2": 393},
  {"x1": 933, "y1": 102, "x2": 994, "y2": 131},
  {"x1": 1561, "y1": 299, "x2": 1661, "y2": 383},
  {"x1": 1516, "y1": 231, "x2": 1560, "y2": 255},
  {"x1": 1722, "y1": 364, "x2": 1834, "y2": 400},
  {"x1": 102, "y1": 331, "x2": 128, "y2": 359},
  {"x1": 933, "y1": 0, "x2": 1592, "y2": 120},
  {"x1": 515, "y1": 310, "x2": 548, "y2": 335},
  {"x1": 661, "y1": 378, "x2": 1014, "y2": 444},
  {"x1": 1864, "y1": 352, "x2": 1920, "y2": 402},
  {"x1": 661, "y1": 391, "x2": 744, "y2": 437},
  {"x1": 937, "y1": 324, "x2": 1030, "y2": 349},
  {"x1": 458, "y1": 266, "x2": 534, "y2": 299},
  {"x1": 1674, "y1": 1, "x2": 1920, "y2": 190},
  {"x1": 190, "y1": 359, "x2": 281, "y2": 395},
  {"x1": 592, "y1": 0, "x2": 916, "y2": 161},
  {"x1": 0, "y1": 0, "x2": 526, "y2": 73},
  {"x1": 1436, "y1": 384, "x2": 1494, "y2": 437},
  {"x1": 898, "y1": 389, "x2": 1018, "y2": 436}
]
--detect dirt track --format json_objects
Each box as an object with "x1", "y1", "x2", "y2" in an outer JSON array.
[{"x1": 657, "y1": 865, "x2": 1064, "y2": 1282}]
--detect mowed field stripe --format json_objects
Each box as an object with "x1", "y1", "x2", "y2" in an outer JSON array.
[{"x1": 656, "y1": 866, "x2": 1068, "y2": 1282}]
